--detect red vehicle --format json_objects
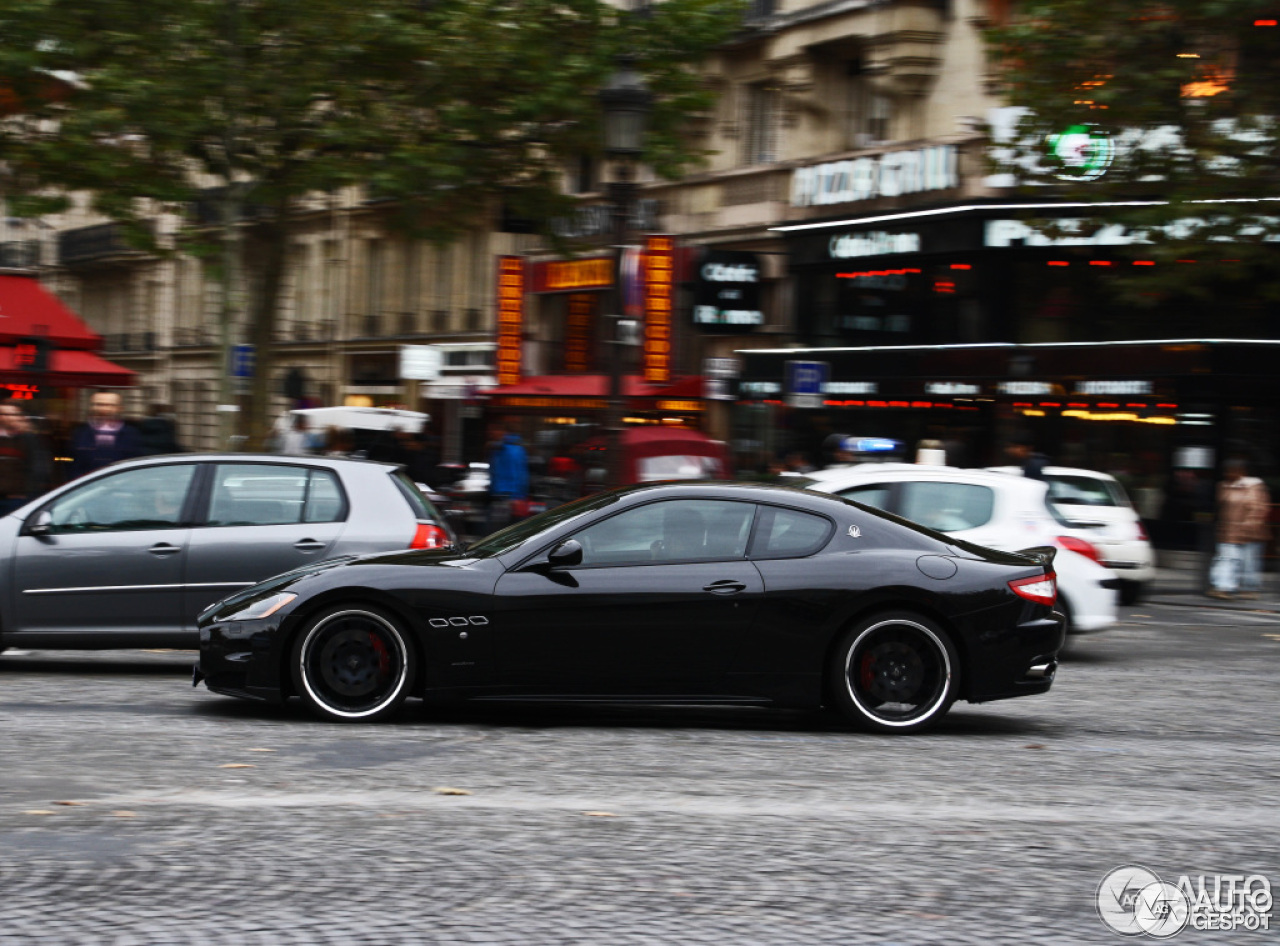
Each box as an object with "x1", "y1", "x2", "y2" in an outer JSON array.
[{"x1": 574, "y1": 427, "x2": 730, "y2": 489}]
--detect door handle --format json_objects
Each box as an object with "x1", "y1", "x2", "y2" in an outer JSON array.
[
  {"x1": 294, "y1": 539, "x2": 327, "y2": 551},
  {"x1": 703, "y1": 579, "x2": 747, "y2": 595},
  {"x1": 148, "y1": 543, "x2": 182, "y2": 556}
]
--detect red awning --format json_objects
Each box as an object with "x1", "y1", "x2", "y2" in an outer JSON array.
[
  {"x1": 0, "y1": 346, "x2": 136, "y2": 387},
  {"x1": 0, "y1": 274, "x2": 104, "y2": 349},
  {"x1": 479, "y1": 374, "x2": 669, "y2": 398}
]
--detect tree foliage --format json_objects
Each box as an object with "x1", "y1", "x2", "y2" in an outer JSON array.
[
  {"x1": 0, "y1": 0, "x2": 743, "y2": 438},
  {"x1": 988, "y1": 1, "x2": 1280, "y2": 324}
]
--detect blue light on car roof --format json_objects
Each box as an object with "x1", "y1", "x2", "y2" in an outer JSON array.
[{"x1": 844, "y1": 437, "x2": 901, "y2": 453}]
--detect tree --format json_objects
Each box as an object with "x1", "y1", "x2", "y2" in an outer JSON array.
[
  {"x1": 0, "y1": 0, "x2": 743, "y2": 445},
  {"x1": 987, "y1": 1, "x2": 1280, "y2": 335}
]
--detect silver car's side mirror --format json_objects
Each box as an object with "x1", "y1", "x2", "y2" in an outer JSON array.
[{"x1": 26, "y1": 510, "x2": 53, "y2": 537}]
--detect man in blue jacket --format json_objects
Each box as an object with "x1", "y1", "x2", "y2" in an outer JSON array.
[
  {"x1": 69, "y1": 390, "x2": 143, "y2": 479},
  {"x1": 487, "y1": 422, "x2": 529, "y2": 532}
]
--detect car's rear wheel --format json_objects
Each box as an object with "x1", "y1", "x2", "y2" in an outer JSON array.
[
  {"x1": 291, "y1": 605, "x2": 416, "y2": 722},
  {"x1": 828, "y1": 612, "x2": 959, "y2": 734}
]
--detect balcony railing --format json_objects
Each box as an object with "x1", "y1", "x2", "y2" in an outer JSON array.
[
  {"x1": 58, "y1": 223, "x2": 150, "y2": 267},
  {"x1": 0, "y1": 240, "x2": 41, "y2": 270}
]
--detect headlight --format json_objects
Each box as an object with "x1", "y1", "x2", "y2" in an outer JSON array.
[{"x1": 222, "y1": 591, "x2": 298, "y2": 621}]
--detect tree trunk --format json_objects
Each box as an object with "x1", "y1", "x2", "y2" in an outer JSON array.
[{"x1": 244, "y1": 210, "x2": 288, "y2": 451}]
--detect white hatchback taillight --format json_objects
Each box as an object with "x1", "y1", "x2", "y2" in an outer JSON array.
[{"x1": 1010, "y1": 572, "x2": 1057, "y2": 606}]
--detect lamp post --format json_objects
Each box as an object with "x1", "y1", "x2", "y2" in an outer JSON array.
[{"x1": 599, "y1": 57, "x2": 653, "y2": 490}]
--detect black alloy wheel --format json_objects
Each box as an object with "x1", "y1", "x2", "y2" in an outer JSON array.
[
  {"x1": 828, "y1": 612, "x2": 958, "y2": 734},
  {"x1": 291, "y1": 606, "x2": 416, "y2": 722}
]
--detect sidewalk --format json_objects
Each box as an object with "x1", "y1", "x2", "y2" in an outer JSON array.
[{"x1": 1146, "y1": 550, "x2": 1280, "y2": 612}]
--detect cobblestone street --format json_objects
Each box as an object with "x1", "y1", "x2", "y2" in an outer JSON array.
[{"x1": 1, "y1": 599, "x2": 1278, "y2": 945}]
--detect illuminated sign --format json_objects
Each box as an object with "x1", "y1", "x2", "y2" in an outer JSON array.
[
  {"x1": 926, "y1": 381, "x2": 981, "y2": 396},
  {"x1": 791, "y1": 146, "x2": 958, "y2": 207},
  {"x1": 999, "y1": 381, "x2": 1057, "y2": 395},
  {"x1": 564, "y1": 293, "x2": 595, "y2": 373},
  {"x1": 495, "y1": 256, "x2": 525, "y2": 386},
  {"x1": 1, "y1": 383, "x2": 38, "y2": 401},
  {"x1": 823, "y1": 381, "x2": 879, "y2": 395},
  {"x1": 531, "y1": 257, "x2": 614, "y2": 293},
  {"x1": 693, "y1": 250, "x2": 764, "y2": 330},
  {"x1": 829, "y1": 232, "x2": 921, "y2": 259},
  {"x1": 1045, "y1": 124, "x2": 1114, "y2": 182},
  {"x1": 1076, "y1": 380, "x2": 1153, "y2": 396},
  {"x1": 643, "y1": 236, "x2": 674, "y2": 384}
]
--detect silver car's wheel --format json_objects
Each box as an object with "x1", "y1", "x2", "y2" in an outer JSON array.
[
  {"x1": 828, "y1": 612, "x2": 958, "y2": 734},
  {"x1": 291, "y1": 606, "x2": 415, "y2": 722}
]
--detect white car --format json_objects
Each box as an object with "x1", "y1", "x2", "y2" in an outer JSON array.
[
  {"x1": 795, "y1": 464, "x2": 1119, "y2": 635},
  {"x1": 987, "y1": 466, "x2": 1155, "y2": 605}
]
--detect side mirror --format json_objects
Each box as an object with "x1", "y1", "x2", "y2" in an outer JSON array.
[
  {"x1": 26, "y1": 510, "x2": 53, "y2": 537},
  {"x1": 546, "y1": 538, "x2": 583, "y2": 568}
]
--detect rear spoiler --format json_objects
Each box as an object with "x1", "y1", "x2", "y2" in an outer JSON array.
[{"x1": 1016, "y1": 545, "x2": 1058, "y2": 569}]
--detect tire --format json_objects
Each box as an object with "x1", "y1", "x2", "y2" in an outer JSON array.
[
  {"x1": 290, "y1": 605, "x2": 416, "y2": 722},
  {"x1": 827, "y1": 611, "x2": 959, "y2": 734},
  {"x1": 1118, "y1": 581, "x2": 1143, "y2": 606}
]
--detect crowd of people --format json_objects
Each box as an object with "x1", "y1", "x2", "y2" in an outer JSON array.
[{"x1": 0, "y1": 390, "x2": 183, "y2": 514}]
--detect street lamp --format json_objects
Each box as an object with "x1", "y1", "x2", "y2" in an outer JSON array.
[{"x1": 599, "y1": 57, "x2": 653, "y2": 490}]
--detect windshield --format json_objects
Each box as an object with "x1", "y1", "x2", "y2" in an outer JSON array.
[{"x1": 466, "y1": 491, "x2": 620, "y2": 557}]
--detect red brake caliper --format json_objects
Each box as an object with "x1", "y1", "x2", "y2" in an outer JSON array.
[{"x1": 368, "y1": 633, "x2": 391, "y2": 676}]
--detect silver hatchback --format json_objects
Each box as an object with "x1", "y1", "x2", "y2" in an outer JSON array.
[{"x1": 0, "y1": 454, "x2": 454, "y2": 651}]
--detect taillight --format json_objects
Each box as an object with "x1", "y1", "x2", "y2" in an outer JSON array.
[
  {"x1": 1135, "y1": 520, "x2": 1149, "y2": 542},
  {"x1": 1010, "y1": 572, "x2": 1057, "y2": 606},
  {"x1": 1056, "y1": 535, "x2": 1102, "y2": 564},
  {"x1": 410, "y1": 523, "x2": 449, "y2": 550}
]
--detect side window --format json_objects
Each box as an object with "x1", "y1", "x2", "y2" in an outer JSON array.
[
  {"x1": 750, "y1": 506, "x2": 833, "y2": 559},
  {"x1": 573, "y1": 499, "x2": 755, "y2": 566},
  {"x1": 208, "y1": 464, "x2": 346, "y2": 526},
  {"x1": 43, "y1": 464, "x2": 196, "y2": 534},
  {"x1": 838, "y1": 483, "x2": 892, "y2": 511},
  {"x1": 899, "y1": 482, "x2": 994, "y2": 532}
]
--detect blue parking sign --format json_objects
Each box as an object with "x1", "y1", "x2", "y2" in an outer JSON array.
[{"x1": 230, "y1": 344, "x2": 255, "y2": 378}]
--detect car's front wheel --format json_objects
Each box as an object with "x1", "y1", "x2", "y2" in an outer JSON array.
[
  {"x1": 828, "y1": 612, "x2": 959, "y2": 734},
  {"x1": 291, "y1": 605, "x2": 416, "y2": 722}
]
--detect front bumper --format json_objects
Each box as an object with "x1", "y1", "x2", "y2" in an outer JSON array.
[{"x1": 196, "y1": 617, "x2": 288, "y2": 704}]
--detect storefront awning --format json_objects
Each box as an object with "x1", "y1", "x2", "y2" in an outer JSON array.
[
  {"x1": 0, "y1": 346, "x2": 136, "y2": 387},
  {"x1": 0, "y1": 274, "x2": 104, "y2": 349},
  {"x1": 479, "y1": 374, "x2": 707, "y2": 413}
]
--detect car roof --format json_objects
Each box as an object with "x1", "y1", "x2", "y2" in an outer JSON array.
[
  {"x1": 92, "y1": 453, "x2": 402, "y2": 473},
  {"x1": 986, "y1": 465, "x2": 1120, "y2": 482},
  {"x1": 805, "y1": 463, "x2": 1050, "y2": 494}
]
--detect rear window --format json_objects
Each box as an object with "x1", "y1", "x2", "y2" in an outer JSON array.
[
  {"x1": 636, "y1": 454, "x2": 722, "y2": 482},
  {"x1": 390, "y1": 470, "x2": 442, "y2": 522},
  {"x1": 899, "y1": 482, "x2": 994, "y2": 532},
  {"x1": 1046, "y1": 475, "x2": 1131, "y2": 508}
]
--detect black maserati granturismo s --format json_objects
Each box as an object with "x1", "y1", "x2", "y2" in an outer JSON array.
[{"x1": 195, "y1": 481, "x2": 1064, "y2": 733}]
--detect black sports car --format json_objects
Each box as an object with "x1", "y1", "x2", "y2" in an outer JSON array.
[{"x1": 194, "y1": 481, "x2": 1065, "y2": 733}]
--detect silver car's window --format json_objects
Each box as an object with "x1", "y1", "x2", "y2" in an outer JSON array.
[
  {"x1": 749, "y1": 506, "x2": 833, "y2": 559},
  {"x1": 208, "y1": 464, "x2": 345, "y2": 526},
  {"x1": 898, "y1": 482, "x2": 994, "y2": 532},
  {"x1": 573, "y1": 499, "x2": 755, "y2": 566},
  {"x1": 43, "y1": 464, "x2": 196, "y2": 533}
]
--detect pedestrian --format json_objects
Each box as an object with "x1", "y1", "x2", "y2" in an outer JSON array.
[
  {"x1": 68, "y1": 390, "x2": 143, "y2": 479},
  {"x1": 1005, "y1": 434, "x2": 1049, "y2": 480},
  {"x1": 273, "y1": 412, "x2": 314, "y2": 455},
  {"x1": 486, "y1": 421, "x2": 529, "y2": 532},
  {"x1": 137, "y1": 403, "x2": 183, "y2": 455},
  {"x1": 1207, "y1": 457, "x2": 1272, "y2": 600},
  {"x1": 0, "y1": 401, "x2": 49, "y2": 514}
]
